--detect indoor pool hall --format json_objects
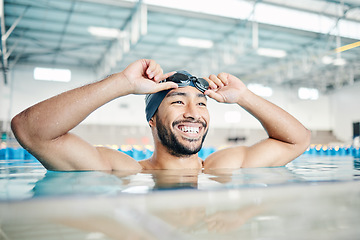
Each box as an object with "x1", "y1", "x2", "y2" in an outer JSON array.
[{"x1": 1, "y1": 0, "x2": 360, "y2": 239}]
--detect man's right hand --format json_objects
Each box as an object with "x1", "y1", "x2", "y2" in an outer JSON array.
[
  {"x1": 11, "y1": 58, "x2": 177, "y2": 171},
  {"x1": 120, "y1": 59, "x2": 178, "y2": 95}
]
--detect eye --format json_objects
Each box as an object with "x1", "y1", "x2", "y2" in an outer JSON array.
[
  {"x1": 198, "y1": 102, "x2": 207, "y2": 107},
  {"x1": 172, "y1": 101, "x2": 184, "y2": 105}
]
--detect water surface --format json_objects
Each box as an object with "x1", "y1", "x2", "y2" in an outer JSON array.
[{"x1": 0, "y1": 156, "x2": 359, "y2": 240}]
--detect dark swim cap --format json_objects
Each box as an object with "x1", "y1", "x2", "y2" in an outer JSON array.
[{"x1": 145, "y1": 70, "x2": 208, "y2": 122}]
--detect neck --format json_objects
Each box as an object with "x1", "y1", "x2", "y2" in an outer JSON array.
[{"x1": 147, "y1": 144, "x2": 203, "y2": 170}]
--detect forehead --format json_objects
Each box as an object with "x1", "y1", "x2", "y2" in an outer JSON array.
[{"x1": 165, "y1": 86, "x2": 207, "y2": 99}]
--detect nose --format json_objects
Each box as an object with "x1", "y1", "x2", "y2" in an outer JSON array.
[{"x1": 183, "y1": 103, "x2": 201, "y2": 120}]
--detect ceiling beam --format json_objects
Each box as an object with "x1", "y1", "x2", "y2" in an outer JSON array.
[
  {"x1": 1, "y1": 6, "x2": 28, "y2": 42},
  {"x1": 96, "y1": 0, "x2": 147, "y2": 77},
  {"x1": 52, "y1": 1, "x2": 76, "y2": 64},
  {"x1": 0, "y1": 0, "x2": 8, "y2": 84},
  {"x1": 0, "y1": 1, "x2": 28, "y2": 84}
]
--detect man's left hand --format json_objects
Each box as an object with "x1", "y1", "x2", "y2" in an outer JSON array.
[{"x1": 204, "y1": 73, "x2": 248, "y2": 103}]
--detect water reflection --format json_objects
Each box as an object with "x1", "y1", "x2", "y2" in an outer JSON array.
[
  {"x1": 30, "y1": 167, "x2": 300, "y2": 197},
  {"x1": 354, "y1": 158, "x2": 360, "y2": 170},
  {"x1": 56, "y1": 199, "x2": 265, "y2": 239},
  {"x1": 2, "y1": 181, "x2": 359, "y2": 240}
]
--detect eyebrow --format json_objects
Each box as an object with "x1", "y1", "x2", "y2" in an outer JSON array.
[{"x1": 166, "y1": 91, "x2": 207, "y2": 99}]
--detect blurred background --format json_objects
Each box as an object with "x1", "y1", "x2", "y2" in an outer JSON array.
[{"x1": 1, "y1": 0, "x2": 359, "y2": 150}]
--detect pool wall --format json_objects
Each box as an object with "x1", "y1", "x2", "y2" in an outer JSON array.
[{"x1": 1, "y1": 144, "x2": 359, "y2": 161}]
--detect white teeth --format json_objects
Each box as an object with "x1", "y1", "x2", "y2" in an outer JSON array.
[{"x1": 180, "y1": 126, "x2": 199, "y2": 133}]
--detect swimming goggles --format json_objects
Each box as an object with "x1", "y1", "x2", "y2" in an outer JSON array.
[{"x1": 162, "y1": 70, "x2": 209, "y2": 93}]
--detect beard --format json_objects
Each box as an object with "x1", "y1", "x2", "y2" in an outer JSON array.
[{"x1": 155, "y1": 114, "x2": 208, "y2": 157}]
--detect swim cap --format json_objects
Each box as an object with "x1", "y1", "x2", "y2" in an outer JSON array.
[{"x1": 145, "y1": 70, "x2": 205, "y2": 122}]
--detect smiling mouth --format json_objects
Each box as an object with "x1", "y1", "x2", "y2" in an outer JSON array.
[
  {"x1": 178, "y1": 126, "x2": 200, "y2": 134},
  {"x1": 173, "y1": 120, "x2": 207, "y2": 139}
]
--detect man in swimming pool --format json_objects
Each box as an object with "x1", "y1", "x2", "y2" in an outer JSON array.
[{"x1": 11, "y1": 59, "x2": 311, "y2": 171}]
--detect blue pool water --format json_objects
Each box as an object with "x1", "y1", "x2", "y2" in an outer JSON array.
[
  {"x1": 0, "y1": 155, "x2": 359, "y2": 201},
  {"x1": 0, "y1": 154, "x2": 359, "y2": 240}
]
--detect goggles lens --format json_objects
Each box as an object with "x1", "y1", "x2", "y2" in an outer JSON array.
[
  {"x1": 194, "y1": 77, "x2": 209, "y2": 92},
  {"x1": 164, "y1": 72, "x2": 209, "y2": 93}
]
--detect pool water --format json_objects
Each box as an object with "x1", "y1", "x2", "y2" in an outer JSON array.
[{"x1": 1, "y1": 156, "x2": 360, "y2": 239}]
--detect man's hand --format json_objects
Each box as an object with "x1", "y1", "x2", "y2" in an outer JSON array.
[
  {"x1": 204, "y1": 73, "x2": 248, "y2": 103},
  {"x1": 120, "y1": 59, "x2": 178, "y2": 95}
]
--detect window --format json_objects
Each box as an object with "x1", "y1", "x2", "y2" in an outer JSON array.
[{"x1": 34, "y1": 67, "x2": 71, "y2": 82}]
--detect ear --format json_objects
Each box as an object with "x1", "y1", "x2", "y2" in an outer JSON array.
[{"x1": 149, "y1": 117, "x2": 155, "y2": 127}]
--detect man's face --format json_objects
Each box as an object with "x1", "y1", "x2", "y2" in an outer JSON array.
[{"x1": 153, "y1": 86, "x2": 210, "y2": 157}]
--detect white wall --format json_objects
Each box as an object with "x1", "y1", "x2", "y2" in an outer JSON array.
[
  {"x1": 207, "y1": 85, "x2": 332, "y2": 131},
  {"x1": 3, "y1": 65, "x2": 152, "y2": 126},
  {"x1": 2, "y1": 64, "x2": 339, "y2": 140},
  {"x1": 330, "y1": 82, "x2": 360, "y2": 142},
  {"x1": 0, "y1": 75, "x2": 11, "y2": 128},
  {"x1": 3, "y1": 65, "x2": 95, "y2": 121}
]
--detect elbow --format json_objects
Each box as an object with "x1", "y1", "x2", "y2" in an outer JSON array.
[
  {"x1": 298, "y1": 128, "x2": 311, "y2": 153},
  {"x1": 11, "y1": 112, "x2": 32, "y2": 148},
  {"x1": 304, "y1": 128, "x2": 312, "y2": 147},
  {"x1": 11, "y1": 114, "x2": 22, "y2": 139}
]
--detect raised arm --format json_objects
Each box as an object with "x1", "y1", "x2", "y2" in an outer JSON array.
[
  {"x1": 203, "y1": 73, "x2": 311, "y2": 168},
  {"x1": 11, "y1": 59, "x2": 177, "y2": 171}
]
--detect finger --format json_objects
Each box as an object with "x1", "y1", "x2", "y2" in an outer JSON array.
[
  {"x1": 155, "y1": 71, "x2": 176, "y2": 82},
  {"x1": 204, "y1": 89, "x2": 225, "y2": 103},
  {"x1": 152, "y1": 65, "x2": 164, "y2": 81},
  {"x1": 203, "y1": 77, "x2": 218, "y2": 90},
  {"x1": 163, "y1": 71, "x2": 176, "y2": 79},
  {"x1": 151, "y1": 81, "x2": 178, "y2": 93},
  {"x1": 145, "y1": 59, "x2": 159, "y2": 79},
  {"x1": 209, "y1": 74, "x2": 224, "y2": 88},
  {"x1": 217, "y1": 72, "x2": 230, "y2": 85}
]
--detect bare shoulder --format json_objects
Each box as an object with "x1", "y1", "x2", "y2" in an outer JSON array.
[
  {"x1": 96, "y1": 146, "x2": 142, "y2": 171},
  {"x1": 203, "y1": 146, "x2": 247, "y2": 169}
]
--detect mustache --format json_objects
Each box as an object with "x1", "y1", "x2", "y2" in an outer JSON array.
[{"x1": 172, "y1": 119, "x2": 207, "y2": 128}]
